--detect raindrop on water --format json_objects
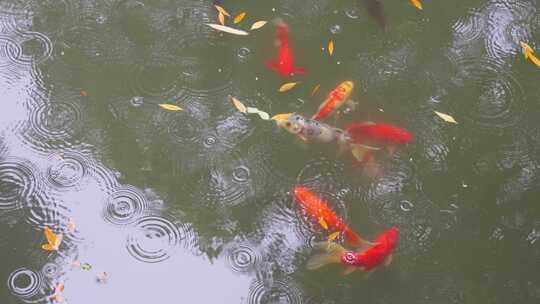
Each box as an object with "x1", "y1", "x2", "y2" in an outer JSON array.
[
  {"x1": 330, "y1": 24, "x2": 342, "y2": 34},
  {"x1": 400, "y1": 200, "x2": 414, "y2": 212},
  {"x1": 130, "y1": 96, "x2": 144, "y2": 107}
]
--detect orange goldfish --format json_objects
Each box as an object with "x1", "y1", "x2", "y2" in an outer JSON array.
[
  {"x1": 312, "y1": 81, "x2": 355, "y2": 121},
  {"x1": 293, "y1": 186, "x2": 368, "y2": 247}
]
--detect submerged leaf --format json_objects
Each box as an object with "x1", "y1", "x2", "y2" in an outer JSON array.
[
  {"x1": 234, "y1": 12, "x2": 246, "y2": 24},
  {"x1": 214, "y1": 5, "x2": 230, "y2": 17},
  {"x1": 206, "y1": 23, "x2": 249, "y2": 36},
  {"x1": 158, "y1": 103, "x2": 183, "y2": 111},
  {"x1": 328, "y1": 40, "x2": 334, "y2": 56},
  {"x1": 279, "y1": 82, "x2": 299, "y2": 92},
  {"x1": 231, "y1": 96, "x2": 247, "y2": 113},
  {"x1": 250, "y1": 20, "x2": 267, "y2": 30},
  {"x1": 434, "y1": 111, "x2": 458, "y2": 124},
  {"x1": 410, "y1": 0, "x2": 423, "y2": 10},
  {"x1": 311, "y1": 84, "x2": 321, "y2": 96}
]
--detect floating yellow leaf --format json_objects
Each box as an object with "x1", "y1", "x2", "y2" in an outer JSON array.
[
  {"x1": 218, "y1": 12, "x2": 225, "y2": 25},
  {"x1": 410, "y1": 0, "x2": 423, "y2": 10},
  {"x1": 311, "y1": 84, "x2": 321, "y2": 96},
  {"x1": 250, "y1": 20, "x2": 267, "y2": 30},
  {"x1": 233, "y1": 12, "x2": 246, "y2": 24},
  {"x1": 246, "y1": 107, "x2": 271, "y2": 120},
  {"x1": 271, "y1": 113, "x2": 294, "y2": 122},
  {"x1": 318, "y1": 218, "x2": 329, "y2": 230},
  {"x1": 42, "y1": 227, "x2": 63, "y2": 251},
  {"x1": 328, "y1": 40, "x2": 334, "y2": 56},
  {"x1": 278, "y1": 82, "x2": 299, "y2": 92},
  {"x1": 328, "y1": 231, "x2": 340, "y2": 241},
  {"x1": 231, "y1": 96, "x2": 247, "y2": 113},
  {"x1": 158, "y1": 103, "x2": 183, "y2": 111},
  {"x1": 520, "y1": 41, "x2": 540, "y2": 67},
  {"x1": 434, "y1": 111, "x2": 458, "y2": 124},
  {"x1": 214, "y1": 5, "x2": 230, "y2": 17},
  {"x1": 206, "y1": 23, "x2": 249, "y2": 36}
]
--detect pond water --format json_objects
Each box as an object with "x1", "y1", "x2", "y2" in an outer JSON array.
[{"x1": 0, "y1": 0, "x2": 539, "y2": 303}]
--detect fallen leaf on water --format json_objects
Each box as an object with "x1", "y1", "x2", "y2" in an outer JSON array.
[
  {"x1": 328, "y1": 231, "x2": 340, "y2": 241},
  {"x1": 51, "y1": 283, "x2": 65, "y2": 303},
  {"x1": 410, "y1": 0, "x2": 423, "y2": 10},
  {"x1": 231, "y1": 96, "x2": 247, "y2": 113},
  {"x1": 311, "y1": 84, "x2": 321, "y2": 96},
  {"x1": 158, "y1": 103, "x2": 183, "y2": 111},
  {"x1": 97, "y1": 272, "x2": 109, "y2": 284},
  {"x1": 250, "y1": 20, "x2": 267, "y2": 30},
  {"x1": 434, "y1": 111, "x2": 458, "y2": 124},
  {"x1": 520, "y1": 41, "x2": 540, "y2": 67},
  {"x1": 214, "y1": 5, "x2": 230, "y2": 17},
  {"x1": 279, "y1": 82, "x2": 299, "y2": 92},
  {"x1": 42, "y1": 227, "x2": 63, "y2": 251},
  {"x1": 246, "y1": 107, "x2": 270, "y2": 120},
  {"x1": 318, "y1": 218, "x2": 329, "y2": 230},
  {"x1": 233, "y1": 12, "x2": 246, "y2": 24},
  {"x1": 218, "y1": 12, "x2": 225, "y2": 25},
  {"x1": 81, "y1": 263, "x2": 92, "y2": 271},
  {"x1": 80, "y1": 90, "x2": 88, "y2": 97},
  {"x1": 206, "y1": 23, "x2": 249, "y2": 36},
  {"x1": 271, "y1": 113, "x2": 294, "y2": 122},
  {"x1": 328, "y1": 40, "x2": 334, "y2": 56}
]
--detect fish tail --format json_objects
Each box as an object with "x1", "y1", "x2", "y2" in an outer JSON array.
[
  {"x1": 343, "y1": 227, "x2": 369, "y2": 249},
  {"x1": 306, "y1": 241, "x2": 347, "y2": 270}
]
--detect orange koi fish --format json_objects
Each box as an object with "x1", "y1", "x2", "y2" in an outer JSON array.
[
  {"x1": 265, "y1": 22, "x2": 306, "y2": 77},
  {"x1": 312, "y1": 81, "x2": 355, "y2": 121},
  {"x1": 42, "y1": 227, "x2": 63, "y2": 251},
  {"x1": 293, "y1": 186, "x2": 367, "y2": 247},
  {"x1": 307, "y1": 227, "x2": 399, "y2": 275}
]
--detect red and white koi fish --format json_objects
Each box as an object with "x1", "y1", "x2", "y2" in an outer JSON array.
[{"x1": 307, "y1": 227, "x2": 399, "y2": 275}]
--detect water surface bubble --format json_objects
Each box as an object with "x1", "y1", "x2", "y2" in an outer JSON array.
[
  {"x1": 41, "y1": 262, "x2": 60, "y2": 279},
  {"x1": 130, "y1": 96, "x2": 144, "y2": 107},
  {"x1": 237, "y1": 47, "x2": 251, "y2": 60},
  {"x1": 103, "y1": 186, "x2": 149, "y2": 226},
  {"x1": 400, "y1": 200, "x2": 414, "y2": 212},
  {"x1": 7, "y1": 268, "x2": 43, "y2": 299},
  {"x1": 232, "y1": 166, "x2": 250, "y2": 183},
  {"x1": 329, "y1": 24, "x2": 342, "y2": 34}
]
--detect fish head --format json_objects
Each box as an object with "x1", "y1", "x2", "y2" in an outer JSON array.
[
  {"x1": 275, "y1": 113, "x2": 305, "y2": 134},
  {"x1": 340, "y1": 251, "x2": 359, "y2": 266}
]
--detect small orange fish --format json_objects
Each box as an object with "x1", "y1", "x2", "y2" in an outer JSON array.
[
  {"x1": 312, "y1": 81, "x2": 355, "y2": 121},
  {"x1": 293, "y1": 185, "x2": 368, "y2": 248},
  {"x1": 520, "y1": 41, "x2": 540, "y2": 67},
  {"x1": 42, "y1": 227, "x2": 63, "y2": 251}
]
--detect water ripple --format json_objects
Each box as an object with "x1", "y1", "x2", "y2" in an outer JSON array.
[
  {"x1": 126, "y1": 215, "x2": 196, "y2": 263},
  {"x1": 0, "y1": 34, "x2": 21, "y2": 67},
  {"x1": 448, "y1": 57, "x2": 525, "y2": 134},
  {"x1": 7, "y1": 267, "x2": 44, "y2": 300},
  {"x1": 103, "y1": 185, "x2": 149, "y2": 226},
  {"x1": 14, "y1": 31, "x2": 53, "y2": 65},
  {"x1": 0, "y1": 157, "x2": 40, "y2": 211},
  {"x1": 45, "y1": 151, "x2": 92, "y2": 190},
  {"x1": 41, "y1": 262, "x2": 61, "y2": 279},
  {"x1": 451, "y1": 9, "x2": 485, "y2": 46},
  {"x1": 247, "y1": 279, "x2": 304, "y2": 304},
  {"x1": 223, "y1": 241, "x2": 261, "y2": 274}
]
